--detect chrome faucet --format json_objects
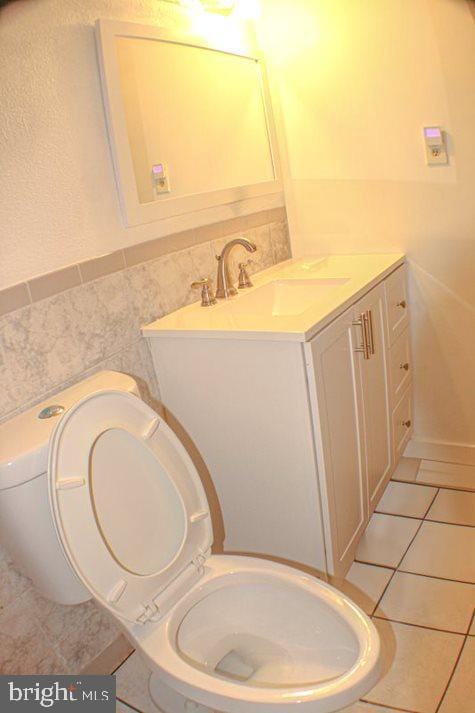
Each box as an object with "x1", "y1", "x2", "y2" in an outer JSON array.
[{"x1": 215, "y1": 238, "x2": 257, "y2": 299}]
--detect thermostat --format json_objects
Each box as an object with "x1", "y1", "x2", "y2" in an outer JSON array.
[
  {"x1": 152, "y1": 162, "x2": 171, "y2": 194},
  {"x1": 423, "y1": 127, "x2": 448, "y2": 165}
]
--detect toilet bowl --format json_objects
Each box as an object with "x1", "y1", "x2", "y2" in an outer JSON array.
[{"x1": 45, "y1": 387, "x2": 380, "y2": 712}]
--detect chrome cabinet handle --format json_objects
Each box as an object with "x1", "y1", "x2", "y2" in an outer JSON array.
[
  {"x1": 400, "y1": 362, "x2": 410, "y2": 371},
  {"x1": 397, "y1": 300, "x2": 407, "y2": 309},
  {"x1": 353, "y1": 313, "x2": 371, "y2": 360},
  {"x1": 366, "y1": 309, "x2": 375, "y2": 355}
]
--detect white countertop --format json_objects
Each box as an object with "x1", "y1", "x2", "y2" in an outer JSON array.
[{"x1": 142, "y1": 253, "x2": 405, "y2": 342}]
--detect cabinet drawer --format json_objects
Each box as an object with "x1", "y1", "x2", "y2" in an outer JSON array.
[
  {"x1": 392, "y1": 387, "x2": 413, "y2": 461},
  {"x1": 389, "y1": 327, "x2": 412, "y2": 406},
  {"x1": 385, "y1": 265, "x2": 409, "y2": 345}
]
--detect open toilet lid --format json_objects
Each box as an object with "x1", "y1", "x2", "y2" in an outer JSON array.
[{"x1": 48, "y1": 390, "x2": 213, "y2": 624}]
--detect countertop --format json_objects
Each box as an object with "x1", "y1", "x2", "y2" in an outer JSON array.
[{"x1": 142, "y1": 253, "x2": 405, "y2": 342}]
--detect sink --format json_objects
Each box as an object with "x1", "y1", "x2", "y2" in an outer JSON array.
[{"x1": 228, "y1": 278, "x2": 350, "y2": 317}]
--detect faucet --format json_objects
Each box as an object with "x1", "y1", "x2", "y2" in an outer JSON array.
[{"x1": 215, "y1": 238, "x2": 257, "y2": 299}]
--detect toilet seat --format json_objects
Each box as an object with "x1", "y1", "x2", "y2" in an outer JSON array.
[
  {"x1": 140, "y1": 555, "x2": 380, "y2": 713},
  {"x1": 48, "y1": 389, "x2": 380, "y2": 712},
  {"x1": 48, "y1": 390, "x2": 213, "y2": 624}
]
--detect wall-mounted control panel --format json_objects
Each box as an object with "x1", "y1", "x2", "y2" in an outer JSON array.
[
  {"x1": 423, "y1": 126, "x2": 448, "y2": 165},
  {"x1": 152, "y1": 162, "x2": 171, "y2": 194}
]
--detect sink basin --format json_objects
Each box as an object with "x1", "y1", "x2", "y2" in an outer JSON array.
[{"x1": 228, "y1": 278, "x2": 350, "y2": 317}]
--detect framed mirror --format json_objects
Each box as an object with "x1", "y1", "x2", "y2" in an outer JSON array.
[{"x1": 95, "y1": 19, "x2": 283, "y2": 227}]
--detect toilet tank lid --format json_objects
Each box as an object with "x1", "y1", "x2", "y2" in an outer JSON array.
[{"x1": 0, "y1": 371, "x2": 140, "y2": 490}]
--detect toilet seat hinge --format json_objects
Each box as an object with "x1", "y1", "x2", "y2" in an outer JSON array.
[
  {"x1": 192, "y1": 553, "x2": 206, "y2": 575},
  {"x1": 136, "y1": 600, "x2": 161, "y2": 625}
]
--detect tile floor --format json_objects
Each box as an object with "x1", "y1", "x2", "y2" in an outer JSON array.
[{"x1": 114, "y1": 458, "x2": 475, "y2": 713}]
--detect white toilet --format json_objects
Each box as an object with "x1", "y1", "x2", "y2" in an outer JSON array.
[{"x1": 0, "y1": 372, "x2": 380, "y2": 713}]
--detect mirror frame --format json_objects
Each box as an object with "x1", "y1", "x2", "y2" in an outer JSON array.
[{"x1": 95, "y1": 19, "x2": 284, "y2": 228}]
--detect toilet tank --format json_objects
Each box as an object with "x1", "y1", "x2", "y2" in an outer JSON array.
[{"x1": 0, "y1": 371, "x2": 139, "y2": 605}]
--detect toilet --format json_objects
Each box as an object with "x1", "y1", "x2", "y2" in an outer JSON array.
[{"x1": 0, "y1": 372, "x2": 380, "y2": 713}]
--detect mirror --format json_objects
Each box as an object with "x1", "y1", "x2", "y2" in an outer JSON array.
[{"x1": 96, "y1": 20, "x2": 282, "y2": 227}]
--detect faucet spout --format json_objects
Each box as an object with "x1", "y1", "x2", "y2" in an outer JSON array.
[{"x1": 215, "y1": 238, "x2": 257, "y2": 299}]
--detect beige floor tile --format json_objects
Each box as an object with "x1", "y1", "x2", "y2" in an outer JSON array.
[
  {"x1": 115, "y1": 652, "x2": 156, "y2": 713},
  {"x1": 416, "y1": 461, "x2": 475, "y2": 491},
  {"x1": 376, "y1": 482, "x2": 437, "y2": 518},
  {"x1": 391, "y1": 457, "x2": 421, "y2": 482},
  {"x1": 426, "y1": 489, "x2": 475, "y2": 526},
  {"x1": 400, "y1": 521, "x2": 475, "y2": 583},
  {"x1": 356, "y1": 513, "x2": 421, "y2": 568},
  {"x1": 335, "y1": 562, "x2": 393, "y2": 615},
  {"x1": 375, "y1": 572, "x2": 475, "y2": 633},
  {"x1": 365, "y1": 619, "x2": 464, "y2": 713},
  {"x1": 438, "y1": 637, "x2": 475, "y2": 713}
]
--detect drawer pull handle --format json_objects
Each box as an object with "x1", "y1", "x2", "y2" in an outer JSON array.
[
  {"x1": 366, "y1": 309, "x2": 375, "y2": 355},
  {"x1": 353, "y1": 314, "x2": 371, "y2": 360},
  {"x1": 397, "y1": 300, "x2": 407, "y2": 309},
  {"x1": 402, "y1": 419, "x2": 412, "y2": 428},
  {"x1": 400, "y1": 362, "x2": 410, "y2": 371}
]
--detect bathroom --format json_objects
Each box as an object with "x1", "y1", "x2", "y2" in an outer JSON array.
[{"x1": 0, "y1": 0, "x2": 473, "y2": 711}]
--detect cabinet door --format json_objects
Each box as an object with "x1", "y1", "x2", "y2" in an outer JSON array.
[
  {"x1": 306, "y1": 309, "x2": 368, "y2": 578},
  {"x1": 355, "y1": 284, "x2": 392, "y2": 511}
]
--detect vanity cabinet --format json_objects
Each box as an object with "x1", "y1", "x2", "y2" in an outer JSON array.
[
  {"x1": 305, "y1": 282, "x2": 392, "y2": 575},
  {"x1": 146, "y1": 263, "x2": 411, "y2": 580}
]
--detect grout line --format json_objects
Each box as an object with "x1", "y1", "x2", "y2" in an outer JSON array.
[
  {"x1": 378, "y1": 507, "x2": 475, "y2": 529},
  {"x1": 424, "y1": 516, "x2": 475, "y2": 529},
  {"x1": 370, "y1": 566, "x2": 397, "y2": 616},
  {"x1": 355, "y1": 558, "x2": 396, "y2": 571},
  {"x1": 435, "y1": 633, "x2": 468, "y2": 713},
  {"x1": 384, "y1": 569, "x2": 475, "y2": 588},
  {"x1": 391, "y1": 477, "x2": 475, "y2": 494},
  {"x1": 369, "y1": 516, "x2": 425, "y2": 613},
  {"x1": 375, "y1": 510, "x2": 428, "y2": 521},
  {"x1": 422, "y1": 487, "x2": 439, "y2": 519},
  {"x1": 360, "y1": 698, "x2": 419, "y2": 713},
  {"x1": 395, "y1": 518, "x2": 424, "y2": 569},
  {"x1": 419, "y1": 457, "x2": 475, "y2": 468},
  {"x1": 465, "y1": 608, "x2": 475, "y2": 637},
  {"x1": 116, "y1": 697, "x2": 143, "y2": 713},
  {"x1": 371, "y1": 512, "x2": 424, "y2": 522},
  {"x1": 112, "y1": 649, "x2": 136, "y2": 675},
  {"x1": 372, "y1": 614, "x2": 467, "y2": 637},
  {"x1": 397, "y1": 567, "x2": 475, "y2": 586}
]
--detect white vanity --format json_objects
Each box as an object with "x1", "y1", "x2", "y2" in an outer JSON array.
[{"x1": 144, "y1": 254, "x2": 412, "y2": 579}]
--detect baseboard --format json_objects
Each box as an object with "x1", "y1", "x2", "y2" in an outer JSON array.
[{"x1": 404, "y1": 437, "x2": 475, "y2": 466}]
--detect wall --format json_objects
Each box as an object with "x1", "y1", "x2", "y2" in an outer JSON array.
[
  {"x1": 259, "y1": 0, "x2": 475, "y2": 455},
  {"x1": 0, "y1": 0, "x2": 283, "y2": 287}
]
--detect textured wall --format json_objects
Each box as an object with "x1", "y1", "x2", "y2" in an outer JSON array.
[
  {"x1": 0, "y1": 213, "x2": 291, "y2": 673},
  {"x1": 260, "y1": 0, "x2": 475, "y2": 452},
  {"x1": 0, "y1": 0, "x2": 281, "y2": 286}
]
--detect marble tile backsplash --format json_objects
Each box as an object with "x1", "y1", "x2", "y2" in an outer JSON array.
[{"x1": 0, "y1": 214, "x2": 291, "y2": 674}]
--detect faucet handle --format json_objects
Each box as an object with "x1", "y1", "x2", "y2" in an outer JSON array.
[
  {"x1": 238, "y1": 260, "x2": 253, "y2": 289},
  {"x1": 191, "y1": 278, "x2": 217, "y2": 307}
]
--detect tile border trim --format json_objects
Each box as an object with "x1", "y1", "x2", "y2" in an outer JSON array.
[{"x1": 0, "y1": 207, "x2": 287, "y2": 317}]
